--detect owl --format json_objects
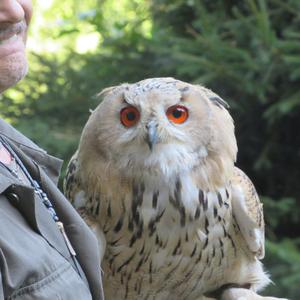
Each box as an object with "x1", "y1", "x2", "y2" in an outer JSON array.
[{"x1": 64, "y1": 78, "x2": 286, "y2": 300}]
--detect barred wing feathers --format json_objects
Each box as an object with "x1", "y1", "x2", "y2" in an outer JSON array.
[{"x1": 231, "y1": 167, "x2": 265, "y2": 259}]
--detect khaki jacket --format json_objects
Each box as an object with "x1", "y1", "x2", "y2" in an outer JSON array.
[{"x1": 0, "y1": 119, "x2": 104, "y2": 300}]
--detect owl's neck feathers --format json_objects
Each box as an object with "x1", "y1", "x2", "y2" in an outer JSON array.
[{"x1": 78, "y1": 141, "x2": 235, "y2": 194}]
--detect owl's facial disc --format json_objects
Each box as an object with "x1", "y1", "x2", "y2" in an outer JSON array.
[{"x1": 119, "y1": 102, "x2": 190, "y2": 151}]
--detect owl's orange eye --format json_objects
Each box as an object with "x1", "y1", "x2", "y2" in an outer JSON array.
[
  {"x1": 166, "y1": 105, "x2": 189, "y2": 124},
  {"x1": 120, "y1": 106, "x2": 140, "y2": 127}
]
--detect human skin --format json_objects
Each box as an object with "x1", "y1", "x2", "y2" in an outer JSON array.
[{"x1": 0, "y1": 0, "x2": 32, "y2": 93}]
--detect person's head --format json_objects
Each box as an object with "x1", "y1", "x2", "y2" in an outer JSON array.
[{"x1": 0, "y1": 0, "x2": 32, "y2": 93}]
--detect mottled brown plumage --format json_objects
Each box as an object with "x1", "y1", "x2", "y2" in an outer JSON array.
[{"x1": 64, "y1": 78, "x2": 286, "y2": 300}]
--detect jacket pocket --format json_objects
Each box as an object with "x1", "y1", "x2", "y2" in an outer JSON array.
[{"x1": 8, "y1": 262, "x2": 92, "y2": 300}]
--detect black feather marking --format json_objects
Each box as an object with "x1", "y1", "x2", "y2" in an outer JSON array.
[
  {"x1": 152, "y1": 191, "x2": 159, "y2": 208},
  {"x1": 175, "y1": 178, "x2": 182, "y2": 197},
  {"x1": 204, "y1": 216, "x2": 209, "y2": 234},
  {"x1": 180, "y1": 206, "x2": 186, "y2": 227},
  {"x1": 117, "y1": 252, "x2": 136, "y2": 272},
  {"x1": 155, "y1": 235, "x2": 160, "y2": 245},
  {"x1": 222, "y1": 224, "x2": 227, "y2": 237},
  {"x1": 196, "y1": 250, "x2": 202, "y2": 264},
  {"x1": 190, "y1": 244, "x2": 197, "y2": 257},
  {"x1": 109, "y1": 236, "x2": 122, "y2": 246},
  {"x1": 148, "y1": 223, "x2": 156, "y2": 237},
  {"x1": 149, "y1": 261, "x2": 153, "y2": 283},
  {"x1": 213, "y1": 206, "x2": 218, "y2": 218},
  {"x1": 148, "y1": 209, "x2": 165, "y2": 236},
  {"x1": 219, "y1": 238, "x2": 224, "y2": 247},
  {"x1": 131, "y1": 183, "x2": 145, "y2": 227},
  {"x1": 169, "y1": 178, "x2": 186, "y2": 226},
  {"x1": 169, "y1": 195, "x2": 177, "y2": 208},
  {"x1": 95, "y1": 201, "x2": 100, "y2": 215},
  {"x1": 227, "y1": 233, "x2": 237, "y2": 256},
  {"x1": 194, "y1": 206, "x2": 200, "y2": 219},
  {"x1": 203, "y1": 237, "x2": 208, "y2": 249},
  {"x1": 185, "y1": 231, "x2": 189, "y2": 242},
  {"x1": 226, "y1": 188, "x2": 229, "y2": 198},
  {"x1": 136, "y1": 219, "x2": 143, "y2": 238},
  {"x1": 128, "y1": 217, "x2": 134, "y2": 232},
  {"x1": 198, "y1": 189, "x2": 204, "y2": 205},
  {"x1": 217, "y1": 192, "x2": 223, "y2": 207},
  {"x1": 139, "y1": 241, "x2": 145, "y2": 255},
  {"x1": 114, "y1": 217, "x2": 123, "y2": 233},
  {"x1": 143, "y1": 251, "x2": 151, "y2": 264},
  {"x1": 107, "y1": 202, "x2": 112, "y2": 217},
  {"x1": 221, "y1": 247, "x2": 224, "y2": 259},
  {"x1": 129, "y1": 234, "x2": 137, "y2": 247},
  {"x1": 159, "y1": 238, "x2": 163, "y2": 248},
  {"x1": 172, "y1": 238, "x2": 181, "y2": 256},
  {"x1": 135, "y1": 256, "x2": 144, "y2": 272}
]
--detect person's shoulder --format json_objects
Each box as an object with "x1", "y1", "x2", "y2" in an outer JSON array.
[
  {"x1": 0, "y1": 118, "x2": 63, "y2": 185},
  {"x1": 0, "y1": 118, "x2": 46, "y2": 153}
]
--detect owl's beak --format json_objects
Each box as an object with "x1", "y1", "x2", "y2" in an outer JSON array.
[{"x1": 146, "y1": 122, "x2": 158, "y2": 151}]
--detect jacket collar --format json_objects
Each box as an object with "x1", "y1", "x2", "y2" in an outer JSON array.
[{"x1": 0, "y1": 118, "x2": 63, "y2": 186}]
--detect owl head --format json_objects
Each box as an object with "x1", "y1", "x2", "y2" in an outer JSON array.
[{"x1": 78, "y1": 78, "x2": 237, "y2": 185}]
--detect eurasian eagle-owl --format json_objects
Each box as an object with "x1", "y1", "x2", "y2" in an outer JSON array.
[{"x1": 64, "y1": 78, "x2": 286, "y2": 300}]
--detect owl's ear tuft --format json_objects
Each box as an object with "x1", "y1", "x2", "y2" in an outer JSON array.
[
  {"x1": 209, "y1": 96, "x2": 230, "y2": 110},
  {"x1": 96, "y1": 86, "x2": 118, "y2": 99},
  {"x1": 96, "y1": 83, "x2": 130, "y2": 100},
  {"x1": 198, "y1": 86, "x2": 230, "y2": 110}
]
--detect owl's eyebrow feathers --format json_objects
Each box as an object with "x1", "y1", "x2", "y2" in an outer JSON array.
[
  {"x1": 121, "y1": 92, "x2": 135, "y2": 106},
  {"x1": 122, "y1": 96, "x2": 130, "y2": 105},
  {"x1": 178, "y1": 87, "x2": 189, "y2": 101}
]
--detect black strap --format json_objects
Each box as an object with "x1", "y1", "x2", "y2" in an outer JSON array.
[{"x1": 0, "y1": 136, "x2": 59, "y2": 222}]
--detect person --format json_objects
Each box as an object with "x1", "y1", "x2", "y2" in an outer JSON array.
[{"x1": 0, "y1": 1, "x2": 104, "y2": 299}]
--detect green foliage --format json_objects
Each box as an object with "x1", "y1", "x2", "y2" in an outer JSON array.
[
  {"x1": 264, "y1": 239, "x2": 300, "y2": 299},
  {"x1": 0, "y1": 0, "x2": 299, "y2": 298}
]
